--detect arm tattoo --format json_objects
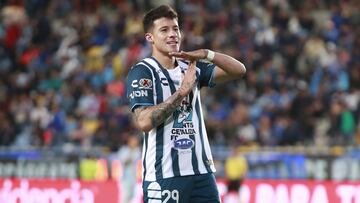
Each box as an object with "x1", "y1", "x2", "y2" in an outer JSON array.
[
  {"x1": 134, "y1": 106, "x2": 146, "y2": 122},
  {"x1": 132, "y1": 91, "x2": 185, "y2": 130},
  {"x1": 150, "y1": 91, "x2": 184, "y2": 128}
]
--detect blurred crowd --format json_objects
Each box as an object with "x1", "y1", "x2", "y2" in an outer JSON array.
[{"x1": 0, "y1": 0, "x2": 359, "y2": 150}]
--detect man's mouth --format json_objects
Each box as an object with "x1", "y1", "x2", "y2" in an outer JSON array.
[{"x1": 167, "y1": 41, "x2": 178, "y2": 45}]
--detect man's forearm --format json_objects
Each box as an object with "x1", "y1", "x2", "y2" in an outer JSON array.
[
  {"x1": 211, "y1": 51, "x2": 246, "y2": 76},
  {"x1": 150, "y1": 91, "x2": 184, "y2": 127},
  {"x1": 133, "y1": 91, "x2": 185, "y2": 132},
  {"x1": 205, "y1": 50, "x2": 246, "y2": 84}
]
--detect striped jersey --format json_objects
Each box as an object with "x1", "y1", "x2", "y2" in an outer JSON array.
[{"x1": 126, "y1": 56, "x2": 217, "y2": 181}]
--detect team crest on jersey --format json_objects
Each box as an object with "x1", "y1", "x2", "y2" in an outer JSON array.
[{"x1": 139, "y1": 78, "x2": 152, "y2": 89}]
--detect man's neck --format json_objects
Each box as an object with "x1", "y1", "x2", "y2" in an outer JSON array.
[{"x1": 152, "y1": 52, "x2": 176, "y2": 69}]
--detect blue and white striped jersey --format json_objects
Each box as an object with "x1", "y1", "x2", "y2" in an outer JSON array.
[{"x1": 126, "y1": 57, "x2": 216, "y2": 181}]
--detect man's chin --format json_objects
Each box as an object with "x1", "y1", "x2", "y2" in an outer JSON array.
[
  {"x1": 170, "y1": 48, "x2": 179, "y2": 52},
  {"x1": 167, "y1": 45, "x2": 180, "y2": 52},
  {"x1": 165, "y1": 49, "x2": 179, "y2": 55}
]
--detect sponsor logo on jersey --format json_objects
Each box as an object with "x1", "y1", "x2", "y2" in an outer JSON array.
[
  {"x1": 173, "y1": 104, "x2": 193, "y2": 128},
  {"x1": 131, "y1": 79, "x2": 152, "y2": 89},
  {"x1": 129, "y1": 90, "x2": 148, "y2": 99},
  {"x1": 173, "y1": 138, "x2": 194, "y2": 150},
  {"x1": 160, "y1": 78, "x2": 169, "y2": 86},
  {"x1": 139, "y1": 78, "x2": 152, "y2": 89},
  {"x1": 131, "y1": 80, "x2": 139, "y2": 88}
]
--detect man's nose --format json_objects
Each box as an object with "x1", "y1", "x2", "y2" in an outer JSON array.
[{"x1": 169, "y1": 29, "x2": 178, "y2": 37}]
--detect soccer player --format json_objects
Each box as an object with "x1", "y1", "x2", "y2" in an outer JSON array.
[{"x1": 126, "y1": 5, "x2": 246, "y2": 203}]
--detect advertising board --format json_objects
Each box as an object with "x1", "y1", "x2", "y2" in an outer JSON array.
[{"x1": 1, "y1": 179, "x2": 360, "y2": 203}]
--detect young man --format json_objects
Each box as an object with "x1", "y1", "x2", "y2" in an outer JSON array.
[{"x1": 126, "y1": 5, "x2": 246, "y2": 203}]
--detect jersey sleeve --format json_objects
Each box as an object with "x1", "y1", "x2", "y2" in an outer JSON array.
[
  {"x1": 126, "y1": 64, "x2": 154, "y2": 112},
  {"x1": 196, "y1": 61, "x2": 216, "y2": 88}
]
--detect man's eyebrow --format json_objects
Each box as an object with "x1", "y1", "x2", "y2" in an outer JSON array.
[
  {"x1": 158, "y1": 25, "x2": 179, "y2": 30},
  {"x1": 158, "y1": 26, "x2": 169, "y2": 30}
]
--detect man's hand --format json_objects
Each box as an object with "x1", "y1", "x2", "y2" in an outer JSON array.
[
  {"x1": 169, "y1": 49, "x2": 207, "y2": 61},
  {"x1": 178, "y1": 60, "x2": 197, "y2": 96}
]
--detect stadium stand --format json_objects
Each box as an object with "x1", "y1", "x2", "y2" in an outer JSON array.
[{"x1": 0, "y1": 0, "x2": 359, "y2": 155}]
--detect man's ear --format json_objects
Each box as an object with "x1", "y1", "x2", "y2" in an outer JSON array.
[{"x1": 145, "y1": 33, "x2": 154, "y2": 44}]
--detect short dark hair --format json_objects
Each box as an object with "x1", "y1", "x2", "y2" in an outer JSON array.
[{"x1": 143, "y1": 5, "x2": 178, "y2": 33}]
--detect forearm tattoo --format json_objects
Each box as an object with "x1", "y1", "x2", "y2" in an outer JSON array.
[
  {"x1": 151, "y1": 91, "x2": 184, "y2": 128},
  {"x1": 134, "y1": 106, "x2": 146, "y2": 123}
]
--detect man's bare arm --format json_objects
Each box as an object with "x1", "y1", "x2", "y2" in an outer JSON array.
[
  {"x1": 132, "y1": 61, "x2": 197, "y2": 132},
  {"x1": 210, "y1": 51, "x2": 246, "y2": 83},
  {"x1": 133, "y1": 91, "x2": 184, "y2": 132},
  {"x1": 169, "y1": 49, "x2": 246, "y2": 84}
]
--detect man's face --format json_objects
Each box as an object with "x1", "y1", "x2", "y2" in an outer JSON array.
[{"x1": 146, "y1": 17, "x2": 181, "y2": 54}]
